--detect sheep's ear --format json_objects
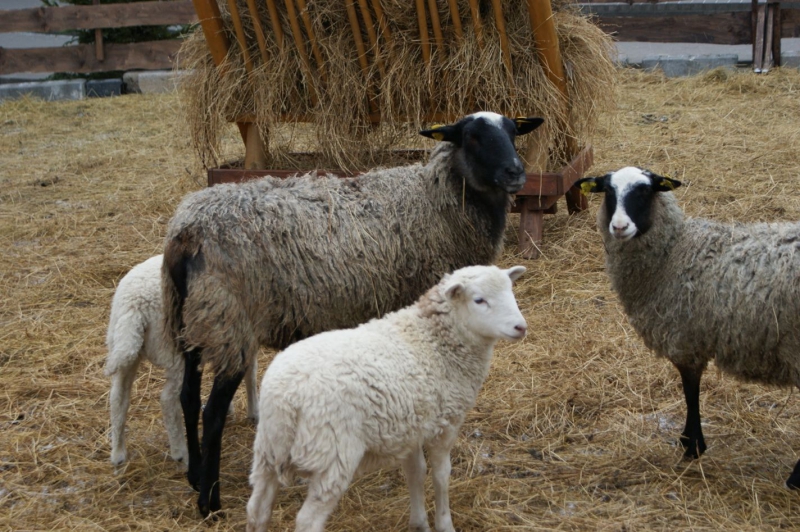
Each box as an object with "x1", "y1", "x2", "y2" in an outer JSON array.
[
  {"x1": 513, "y1": 117, "x2": 544, "y2": 136},
  {"x1": 419, "y1": 123, "x2": 459, "y2": 143},
  {"x1": 574, "y1": 176, "x2": 607, "y2": 195},
  {"x1": 506, "y1": 266, "x2": 526, "y2": 282},
  {"x1": 645, "y1": 171, "x2": 682, "y2": 192},
  {"x1": 444, "y1": 280, "x2": 465, "y2": 300}
]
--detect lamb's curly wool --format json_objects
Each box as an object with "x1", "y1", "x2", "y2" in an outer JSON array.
[
  {"x1": 600, "y1": 192, "x2": 800, "y2": 387},
  {"x1": 246, "y1": 265, "x2": 527, "y2": 532},
  {"x1": 105, "y1": 255, "x2": 258, "y2": 466},
  {"x1": 105, "y1": 255, "x2": 187, "y2": 465},
  {"x1": 164, "y1": 142, "x2": 504, "y2": 378}
]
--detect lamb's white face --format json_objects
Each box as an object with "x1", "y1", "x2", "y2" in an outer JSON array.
[
  {"x1": 445, "y1": 265, "x2": 527, "y2": 342},
  {"x1": 605, "y1": 167, "x2": 651, "y2": 240}
]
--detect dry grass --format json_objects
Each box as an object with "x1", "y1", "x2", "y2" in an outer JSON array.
[
  {"x1": 2, "y1": 66, "x2": 800, "y2": 530},
  {"x1": 179, "y1": 0, "x2": 617, "y2": 172}
]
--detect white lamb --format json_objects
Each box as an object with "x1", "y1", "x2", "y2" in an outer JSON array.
[
  {"x1": 104, "y1": 255, "x2": 258, "y2": 466},
  {"x1": 246, "y1": 264, "x2": 528, "y2": 532}
]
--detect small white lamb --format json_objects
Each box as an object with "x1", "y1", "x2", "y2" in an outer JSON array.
[
  {"x1": 105, "y1": 255, "x2": 258, "y2": 466},
  {"x1": 246, "y1": 264, "x2": 528, "y2": 532}
]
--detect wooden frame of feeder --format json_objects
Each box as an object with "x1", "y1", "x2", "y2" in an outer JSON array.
[{"x1": 191, "y1": 0, "x2": 592, "y2": 259}]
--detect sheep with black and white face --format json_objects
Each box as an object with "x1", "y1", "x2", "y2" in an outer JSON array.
[{"x1": 577, "y1": 167, "x2": 800, "y2": 489}]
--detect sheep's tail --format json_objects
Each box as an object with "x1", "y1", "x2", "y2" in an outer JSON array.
[
  {"x1": 104, "y1": 304, "x2": 145, "y2": 377},
  {"x1": 161, "y1": 230, "x2": 201, "y2": 356}
]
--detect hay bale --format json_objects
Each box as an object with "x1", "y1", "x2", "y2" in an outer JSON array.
[{"x1": 179, "y1": 0, "x2": 617, "y2": 171}]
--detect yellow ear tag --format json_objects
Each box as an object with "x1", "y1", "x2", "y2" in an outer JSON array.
[
  {"x1": 432, "y1": 132, "x2": 445, "y2": 141},
  {"x1": 659, "y1": 178, "x2": 676, "y2": 190},
  {"x1": 580, "y1": 181, "x2": 596, "y2": 195}
]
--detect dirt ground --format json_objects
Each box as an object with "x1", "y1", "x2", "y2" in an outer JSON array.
[{"x1": 2, "y1": 66, "x2": 800, "y2": 531}]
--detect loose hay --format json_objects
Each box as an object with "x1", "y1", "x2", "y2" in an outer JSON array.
[
  {"x1": 2, "y1": 67, "x2": 800, "y2": 530},
  {"x1": 178, "y1": 0, "x2": 617, "y2": 171}
]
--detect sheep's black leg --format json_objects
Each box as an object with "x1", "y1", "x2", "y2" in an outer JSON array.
[
  {"x1": 787, "y1": 459, "x2": 800, "y2": 489},
  {"x1": 197, "y1": 367, "x2": 245, "y2": 518},
  {"x1": 181, "y1": 348, "x2": 203, "y2": 491},
  {"x1": 676, "y1": 363, "x2": 707, "y2": 459}
]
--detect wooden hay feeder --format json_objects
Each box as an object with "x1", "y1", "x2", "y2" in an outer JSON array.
[{"x1": 191, "y1": 0, "x2": 598, "y2": 259}]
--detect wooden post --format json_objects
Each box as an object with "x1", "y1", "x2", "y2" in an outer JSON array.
[
  {"x1": 192, "y1": 0, "x2": 267, "y2": 166},
  {"x1": 525, "y1": 0, "x2": 586, "y2": 213},
  {"x1": 518, "y1": 201, "x2": 544, "y2": 259},
  {"x1": 92, "y1": 0, "x2": 104, "y2": 62}
]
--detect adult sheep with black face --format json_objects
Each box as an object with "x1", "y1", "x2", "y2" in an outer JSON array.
[
  {"x1": 162, "y1": 112, "x2": 543, "y2": 516},
  {"x1": 577, "y1": 167, "x2": 800, "y2": 489}
]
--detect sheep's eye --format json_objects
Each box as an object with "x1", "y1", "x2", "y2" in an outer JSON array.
[{"x1": 474, "y1": 297, "x2": 486, "y2": 305}]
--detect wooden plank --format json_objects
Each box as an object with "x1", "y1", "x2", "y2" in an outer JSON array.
[
  {"x1": 517, "y1": 205, "x2": 544, "y2": 259},
  {"x1": 0, "y1": 1, "x2": 196, "y2": 34},
  {"x1": 764, "y1": 3, "x2": 775, "y2": 71},
  {"x1": 192, "y1": 0, "x2": 230, "y2": 66},
  {"x1": 0, "y1": 40, "x2": 183, "y2": 75},
  {"x1": 773, "y1": 4, "x2": 782, "y2": 66},
  {"x1": 514, "y1": 172, "x2": 561, "y2": 197},
  {"x1": 227, "y1": 0, "x2": 254, "y2": 72},
  {"x1": 562, "y1": 145, "x2": 593, "y2": 214},
  {"x1": 782, "y1": 8, "x2": 800, "y2": 37},
  {"x1": 595, "y1": 12, "x2": 752, "y2": 44},
  {"x1": 754, "y1": 4, "x2": 766, "y2": 70},
  {"x1": 492, "y1": 0, "x2": 513, "y2": 83}
]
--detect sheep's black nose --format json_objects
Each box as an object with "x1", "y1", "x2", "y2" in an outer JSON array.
[{"x1": 506, "y1": 159, "x2": 524, "y2": 178}]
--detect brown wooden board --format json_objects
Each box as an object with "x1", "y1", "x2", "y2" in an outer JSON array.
[
  {"x1": 0, "y1": 40, "x2": 183, "y2": 75},
  {"x1": 783, "y1": 8, "x2": 800, "y2": 37},
  {"x1": 0, "y1": 1, "x2": 196, "y2": 34},
  {"x1": 594, "y1": 12, "x2": 753, "y2": 44}
]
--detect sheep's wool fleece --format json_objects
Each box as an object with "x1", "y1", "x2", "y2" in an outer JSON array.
[
  {"x1": 256, "y1": 276, "x2": 495, "y2": 481},
  {"x1": 106, "y1": 255, "x2": 177, "y2": 376},
  {"x1": 600, "y1": 193, "x2": 800, "y2": 386},
  {"x1": 164, "y1": 144, "x2": 503, "y2": 376}
]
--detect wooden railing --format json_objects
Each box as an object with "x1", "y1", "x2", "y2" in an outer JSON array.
[
  {"x1": 579, "y1": 0, "x2": 800, "y2": 69},
  {"x1": 0, "y1": 0, "x2": 197, "y2": 75}
]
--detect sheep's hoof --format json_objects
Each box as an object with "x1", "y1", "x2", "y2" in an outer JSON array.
[
  {"x1": 198, "y1": 503, "x2": 225, "y2": 520},
  {"x1": 679, "y1": 435, "x2": 706, "y2": 459},
  {"x1": 187, "y1": 471, "x2": 200, "y2": 492},
  {"x1": 110, "y1": 452, "x2": 127, "y2": 466}
]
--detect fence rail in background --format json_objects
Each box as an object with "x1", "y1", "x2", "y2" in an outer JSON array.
[
  {"x1": 0, "y1": 0, "x2": 197, "y2": 75},
  {"x1": 579, "y1": 0, "x2": 800, "y2": 70},
  {"x1": 1, "y1": 0, "x2": 798, "y2": 76}
]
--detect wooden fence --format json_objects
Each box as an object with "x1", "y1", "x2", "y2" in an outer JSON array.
[
  {"x1": 1, "y1": 0, "x2": 798, "y2": 76},
  {"x1": 0, "y1": 0, "x2": 197, "y2": 75},
  {"x1": 581, "y1": 0, "x2": 800, "y2": 70}
]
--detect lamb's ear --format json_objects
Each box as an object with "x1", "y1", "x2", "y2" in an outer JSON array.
[
  {"x1": 419, "y1": 123, "x2": 460, "y2": 143},
  {"x1": 646, "y1": 171, "x2": 682, "y2": 192},
  {"x1": 574, "y1": 176, "x2": 608, "y2": 195},
  {"x1": 506, "y1": 266, "x2": 526, "y2": 282},
  {"x1": 513, "y1": 117, "x2": 544, "y2": 136},
  {"x1": 444, "y1": 280, "x2": 465, "y2": 300}
]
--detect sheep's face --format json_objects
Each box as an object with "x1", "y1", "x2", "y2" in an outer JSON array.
[
  {"x1": 420, "y1": 112, "x2": 543, "y2": 195},
  {"x1": 575, "y1": 167, "x2": 682, "y2": 240},
  {"x1": 444, "y1": 265, "x2": 528, "y2": 342}
]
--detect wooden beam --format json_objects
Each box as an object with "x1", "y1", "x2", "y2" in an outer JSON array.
[
  {"x1": 92, "y1": 0, "x2": 104, "y2": 62},
  {"x1": 517, "y1": 204, "x2": 544, "y2": 259},
  {"x1": 0, "y1": 40, "x2": 183, "y2": 75},
  {"x1": 415, "y1": 0, "x2": 431, "y2": 64},
  {"x1": 595, "y1": 12, "x2": 753, "y2": 44},
  {"x1": 192, "y1": 0, "x2": 230, "y2": 66},
  {"x1": 0, "y1": 1, "x2": 196, "y2": 33}
]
